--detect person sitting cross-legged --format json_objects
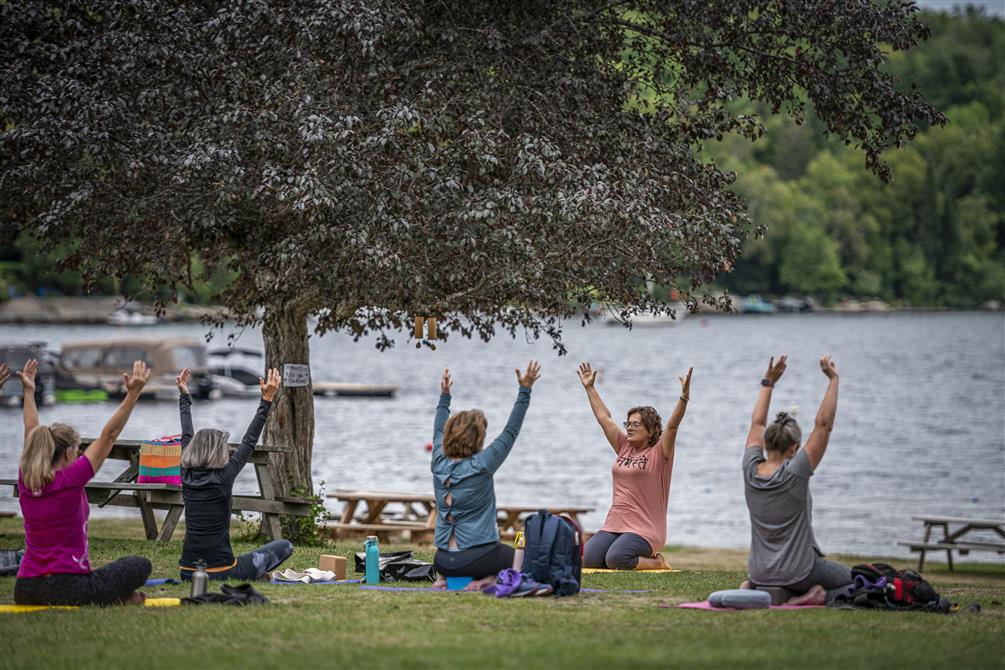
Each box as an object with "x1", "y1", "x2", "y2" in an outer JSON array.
[
  {"x1": 176, "y1": 367, "x2": 294, "y2": 582},
  {"x1": 740, "y1": 354, "x2": 852, "y2": 606},
  {"x1": 12, "y1": 359, "x2": 153, "y2": 606},
  {"x1": 430, "y1": 362, "x2": 540, "y2": 591},
  {"x1": 580, "y1": 363, "x2": 692, "y2": 571}
]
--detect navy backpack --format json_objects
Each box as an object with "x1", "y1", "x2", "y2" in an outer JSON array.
[{"x1": 522, "y1": 510, "x2": 583, "y2": 596}]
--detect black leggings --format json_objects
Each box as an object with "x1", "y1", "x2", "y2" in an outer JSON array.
[
  {"x1": 583, "y1": 530, "x2": 654, "y2": 570},
  {"x1": 434, "y1": 542, "x2": 515, "y2": 579},
  {"x1": 13, "y1": 556, "x2": 152, "y2": 606},
  {"x1": 180, "y1": 540, "x2": 294, "y2": 581}
]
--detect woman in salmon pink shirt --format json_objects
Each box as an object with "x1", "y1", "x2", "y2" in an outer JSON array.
[
  {"x1": 10, "y1": 359, "x2": 153, "y2": 606},
  {"x1": 578, "y1": 362, "x2": 692, "y2": 570}
]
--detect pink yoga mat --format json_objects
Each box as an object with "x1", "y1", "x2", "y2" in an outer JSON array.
[{"x1": 679, "y1": 601, "x2": 824, "y2": 611}]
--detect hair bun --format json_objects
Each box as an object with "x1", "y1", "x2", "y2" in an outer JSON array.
[{"x1": 774, "y1": 412, "x2": 792, "y2": 425}]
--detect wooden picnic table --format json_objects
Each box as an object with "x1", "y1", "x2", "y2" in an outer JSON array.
[
  {"x1": 1, "y1": 438, "x2": 312, "y2": 543},
  {"x1": 495, "y1": 505, "x2": 594, "y2": 538},
  {"x1": 324, "y1": 489, "x2": 594, "y2": 541},
  {"x1": 898, "y1": 514, "x2": 1005, "y2": 571}
]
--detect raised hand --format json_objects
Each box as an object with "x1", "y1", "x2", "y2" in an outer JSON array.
[
  {"x1": 0, "y1": 363, "x2": 10, "y2": 390},
  {"x1": 16, "y1": 359, "x2": 38, "y2": 394},
  {"x1": 516, "y1": 360, "x2": 541, "y2": 389},
  {"x1": 678, "y1": 367, "x2": 693, "y2": 402},
  {"x1": 577, "y1": 362, "x2": 598, "y2": 389},
  {"x1": 820, "y1": 354, "x2": 838, "y2": 380},
  {"x1": 764, "y1": 355, "x2": 787, "y2": 386},
  {"x1": 176, "y1": 367, "x2": 191, "y2": 395},
  {"x1": 440, "y1": 368, "x2": 453, "y2": 395},
  {"x1": 122, "y1": 360, "x2": 151, "y2": 396},
  {"x1": 259, "y1": 368, "x2": 281, "y2": 402}
]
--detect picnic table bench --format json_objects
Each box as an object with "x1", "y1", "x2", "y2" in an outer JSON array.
[
  {"x1": 1, "y1": 438, "x2": 313, "y2": 543},
  {"x1": 324, "y1": 489, "x2": 594, "y2": 543},
  {"x1": 897, "y1": 515, "x2": 1005, "y2": 571}
]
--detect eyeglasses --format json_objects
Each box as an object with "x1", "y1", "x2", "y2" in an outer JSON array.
[{"x1": 623, "y1": 421, "x2": 645, "y2": 430}]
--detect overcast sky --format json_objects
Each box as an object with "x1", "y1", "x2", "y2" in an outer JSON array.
[{"x1": 916, "y1": 0, "x2": 1005, "y2": 16}]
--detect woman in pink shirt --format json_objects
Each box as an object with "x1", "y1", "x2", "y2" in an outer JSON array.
[
  {"x1": 578, "y1": 362, "x2": 692, "y2": 570},
  {"x1": 10, "y1": 359, "x2": 153, "y2": 606}
]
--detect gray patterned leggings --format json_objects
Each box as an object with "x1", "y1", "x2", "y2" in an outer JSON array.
[
  {"x1": 13, "y1": 556, "x2": 152, "y2": 606},
  {"x1": 583, "y1": 531, "x2": 654, "y2": 570},
  {"x1": 180, "y1": 539, "x2": 294, "y2": 581}
]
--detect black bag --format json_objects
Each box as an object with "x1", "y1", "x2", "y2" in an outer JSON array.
[
  {"x1": 522, "y1": 510, "x2": 582, "y2": 596},
  {"x1": 0, "y1": 549, "x2": 24, "y2": 576},
  {"x1": 835, "y1": 562, "x2": 950, "y2": 613},
  {"x1": 182, "y1": 583, "x2": 269, "y2": 606},
  {"x1": 353, "y1": 550, "x2": 437, "y2": 582}
]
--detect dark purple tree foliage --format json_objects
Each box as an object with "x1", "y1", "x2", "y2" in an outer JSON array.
[{"x1": 1, "y1": 1, "x2": 943, "y2": 499}]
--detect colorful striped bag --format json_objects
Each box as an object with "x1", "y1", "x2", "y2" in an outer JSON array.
[{"x1": 137, "y1": 434, "x2": 183, "y2": 486}]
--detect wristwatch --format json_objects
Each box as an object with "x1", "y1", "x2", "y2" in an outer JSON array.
[{"x1": 760, "y1": 379, "x2": 774, "y2": 388}]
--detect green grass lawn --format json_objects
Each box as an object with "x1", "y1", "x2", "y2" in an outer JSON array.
[{"x1": 1, "y1": 518, "x2": 1003, "y2": 669}]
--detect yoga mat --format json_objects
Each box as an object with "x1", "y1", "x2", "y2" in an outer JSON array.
[
  {"x1": 582, "y1": 568, "x2": 680, "y2": 574},
  {"x1": 0, "y1": 598, "x2": 181, "y2": 614},
  {"x1": 272, "y1": 579, "x2": 360, "y2": 585},
  {"x1": 360, "y1": 585, "x2": 452, "y2": 592},
  {"x1": 679, "y1": 601, "x2": 824, "y2": 611},
  {"x1": 145, "y1": 578, "x2": 180, "y2": 586},
  {"x1": 358, "y1": 585, "x2": 650, "y2": 594}
]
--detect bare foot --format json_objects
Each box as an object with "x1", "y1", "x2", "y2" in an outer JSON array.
[
  {"x1": 464, "y1": 575, "x2": 497, "y2": 591},
  {"x1": 786, "y1": 584, "x2": 825, "y2": 606},
  {"x1": 432, "y1": 577, "x2": 447, "y2": 591},
  {"x1": 635, "y1": 553, "x2": 671, "y2": 571},
  {"x1": 121, "y1": 591, "x2": 146, "y2": 606},
  {"x1": 740, "y1": 580, "x2": 752, "y2": 590}
]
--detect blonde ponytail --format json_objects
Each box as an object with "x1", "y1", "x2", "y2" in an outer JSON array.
[{"x1": 20, "y1": 423, "x2": 81, "y2": 493}]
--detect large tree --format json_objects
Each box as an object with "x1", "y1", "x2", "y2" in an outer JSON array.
[{"x1": 1, "y1": 1, "x2": 943, "y2": 506}]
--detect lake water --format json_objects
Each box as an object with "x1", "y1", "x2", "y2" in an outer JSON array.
[{"x1": 2, "y1": 312, "x2": 1003, "y2": 559}]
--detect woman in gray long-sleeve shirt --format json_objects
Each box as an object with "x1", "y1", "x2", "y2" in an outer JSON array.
[
  {"x1": 430, "y1": 361, "x2": 540, "y2": 591},
  {"x1": 741, "y1": 354, "x2": 851, "y2": 606}
]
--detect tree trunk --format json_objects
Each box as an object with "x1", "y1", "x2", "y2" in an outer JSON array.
[{"x1": 262, "y1": 303, "x2": 315, "y2": 501}]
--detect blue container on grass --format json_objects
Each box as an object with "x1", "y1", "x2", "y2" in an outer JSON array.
[{"x1": 364, "y1": 536, "x2": 380, "y2": 585}]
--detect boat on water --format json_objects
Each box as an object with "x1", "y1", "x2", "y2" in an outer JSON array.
[
  {"x1": 209, "y1": 348, "x2": 399, "y2": 399},
  {"x1": 106, "y1": 310, "x2": 158, "y2": 326},
  {"x1": 59, "y1": 337, "x2": 217, "y2": 400},
  {"x1": 0, "y1": 342, "x2": 57, "y2": 407},
  {"x1": 604, "y1": 302, "x2": 690, "y2": 327},
  {"x1": 741, "y1": 294, "x2": 777, "y2": 314}
]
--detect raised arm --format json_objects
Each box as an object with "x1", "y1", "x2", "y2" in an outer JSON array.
[
  {"x1": 578, "y1": 362, "x2": 621, "y2": 453},
  {"x1": 84, "y1": 361, "x2": 151, "y2": 473},
  {"x1": 745, "y1": 356, "x2": 787, "y2": 449},
  {"x1": 431, "y1": 369, "x2": 453, "y2": 459},
  {"x1": 661, "y1": 367, "x2": 692, "y2": 460},
  {"x1": 176, "y1": 368, "x2": 195, "y2": 447},
  {"x1": 222, "y1": 368, "x2": 280, "y2": 482},
  {"x1": 0, "y1": 363, "x2": 10, "y2": 390},
  {"x1": 16, "y1": 359, "x2": 40, "y2": 444},
  {"x1": 478, "y1": 361, "x2": 540, "y2": 473},
  {"x1": 803, "y1": 355, "x2": 840, "y2": 470}
]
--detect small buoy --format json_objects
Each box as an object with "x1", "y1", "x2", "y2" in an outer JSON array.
[
  {"x1": 415, "y1": 342, "x2": 421, "y2": 349},
  {"x1": 424, "y1": 442, "x2": 433, "y2": 452}
]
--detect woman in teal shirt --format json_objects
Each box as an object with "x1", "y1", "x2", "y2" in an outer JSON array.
[{"x1": 430, "y1": 361, "x2": 540, "y2": 591}]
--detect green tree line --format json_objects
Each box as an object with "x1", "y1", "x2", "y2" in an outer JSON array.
[{"x1": 707, "y1": 8, "x2": 1005, "y2": 306}]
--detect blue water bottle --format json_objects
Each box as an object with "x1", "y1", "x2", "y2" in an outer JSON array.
[{"x1": 364, "y1": 535, "x2": 380, "y2": 585}]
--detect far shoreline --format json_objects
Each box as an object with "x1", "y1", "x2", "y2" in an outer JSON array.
[{"x1": 1, "y1": 295, "x2": 1002, "y2": 325}]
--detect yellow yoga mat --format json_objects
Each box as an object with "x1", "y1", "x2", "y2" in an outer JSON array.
[
  {"x1": 582, "y1": 567, "x2": 681, "y2": 574},
  {"x1": 0, "y1": 598, "x2": 181, "y2": 614}
]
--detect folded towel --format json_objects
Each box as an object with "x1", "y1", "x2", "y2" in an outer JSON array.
[{"x1": 272, "y1": 568, "x2": 338, "y2": 584}]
